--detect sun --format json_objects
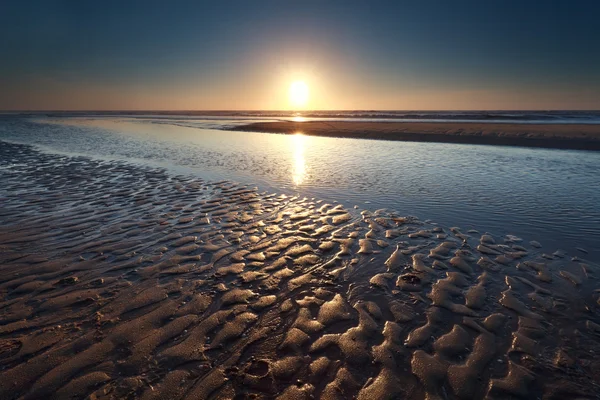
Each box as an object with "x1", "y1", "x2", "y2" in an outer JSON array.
[{"x1": 289, "y1": 81, "x2": 309, "y2": 108}]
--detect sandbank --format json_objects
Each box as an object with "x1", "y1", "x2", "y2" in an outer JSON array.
[{"x1": 231, "y1": 121, "x2": 600, "y2": 150}]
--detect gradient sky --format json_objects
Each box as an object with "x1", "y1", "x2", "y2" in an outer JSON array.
[{"x1": 1, "y1": 0, "x2": 599, "y2": 110}]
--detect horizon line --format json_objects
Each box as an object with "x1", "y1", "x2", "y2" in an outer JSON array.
[{"x1": 1, "y1": 109, "x2": 600, "y2": 113}]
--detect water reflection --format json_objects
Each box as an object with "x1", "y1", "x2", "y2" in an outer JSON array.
[
  {"x1": 291, "y1": 132, "x2": 306, "y2": 186},
  {"x1": 5, "y1": 117, "x2": 600, "y2": 263}
]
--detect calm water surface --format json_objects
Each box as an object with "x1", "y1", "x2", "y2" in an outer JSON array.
[{"x1": 1, "y1": 116, "x2": 599, "y2": 262}]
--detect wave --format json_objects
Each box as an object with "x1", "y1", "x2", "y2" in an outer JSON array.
[{"x1": 3, "y1": 110, "x2": 600, "y2": 124}]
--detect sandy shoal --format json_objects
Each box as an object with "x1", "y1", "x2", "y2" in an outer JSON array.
[{"x1": 231, "y1": 121, "x2": 600, "y2": 150}]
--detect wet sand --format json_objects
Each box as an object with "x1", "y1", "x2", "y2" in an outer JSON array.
[
  {"x1": 1, "y1": 139, "x2": 600, "y2": 399},
  {"x1": 231, "y1": 121, "x2": 600, "y2": 150}
]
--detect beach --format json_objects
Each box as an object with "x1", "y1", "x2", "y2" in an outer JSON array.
[
  {"x1": 3, "y1": 0, "x2": 600, "y2": 397},
  {"x1": 231, "y1": 121, "x2": 600, "y2": 150},
  {"x1": 2, "y1": 139, "x2": 600, "y2": 399}
]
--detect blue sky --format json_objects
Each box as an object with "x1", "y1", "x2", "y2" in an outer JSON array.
[{"x1": 1, "y1": 0, "x2": 599, "y2": 110}]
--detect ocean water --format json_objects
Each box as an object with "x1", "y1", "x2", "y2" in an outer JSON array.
[
  {"x1": 271, "y1": 110, "x2": 600, "y2": 123},
  {"x1": 4, "y1": 109, "x2": 600, "y2": 124},
  {"x1": 1, "y1": 114, "x2": 599, "y2": 262}
]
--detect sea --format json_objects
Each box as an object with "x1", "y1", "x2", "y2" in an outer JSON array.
[{"x1": 1, "y1": 110, "x2": 599, "y2": 262}]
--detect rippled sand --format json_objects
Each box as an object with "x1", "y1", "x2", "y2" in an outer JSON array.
[{"x1": 1, "y1": 140, "x2": 599, "y2": 399}]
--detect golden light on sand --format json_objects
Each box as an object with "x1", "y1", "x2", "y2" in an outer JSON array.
[
  {"x1": 289, "y1": 81, "x2": 309, "y2": 108},
  {"x1": 291, "y1": 132, "x2": 306, "y2": 186}
]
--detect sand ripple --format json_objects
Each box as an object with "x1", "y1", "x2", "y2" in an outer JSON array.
[{"x1": 1, "y1": 141, "x2": 600, "y2": 399}]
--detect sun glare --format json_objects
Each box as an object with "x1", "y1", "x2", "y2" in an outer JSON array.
[
  {"x1": 291, "y1": 132, "x2": 306, "y2": 186},
  {"x1": 289, "y1": 81, "x2": 309, "y2": 108}
]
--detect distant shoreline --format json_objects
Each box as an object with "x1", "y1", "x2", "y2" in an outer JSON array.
[{"x1": 229, "y1": 121, "x2": 600, "y2": 151}]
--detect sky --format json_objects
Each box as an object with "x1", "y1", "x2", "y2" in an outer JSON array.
[{"x1": 1, "y1": 0, "x2": 599, "y2": 110}]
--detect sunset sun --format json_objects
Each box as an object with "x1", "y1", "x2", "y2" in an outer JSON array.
[{"x1": 289, "y1": 81, "x2": 309, "y2": 108}]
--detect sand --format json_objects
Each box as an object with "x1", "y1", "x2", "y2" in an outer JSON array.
[
  {"x1": 230, "y1": 121, "x2": 600, "y2": 150},
  {"x1": 1, "y1": 140, "x2": 600, "y2": 399}
]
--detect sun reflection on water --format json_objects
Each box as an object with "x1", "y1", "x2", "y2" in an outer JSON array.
[{"x1": 291, "y1": 132, "x2": 306, "y2": 186}]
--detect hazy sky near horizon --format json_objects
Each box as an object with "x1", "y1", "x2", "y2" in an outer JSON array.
[{"x1": 1, "y1": 0, "x2": 599, "y2": 110}]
